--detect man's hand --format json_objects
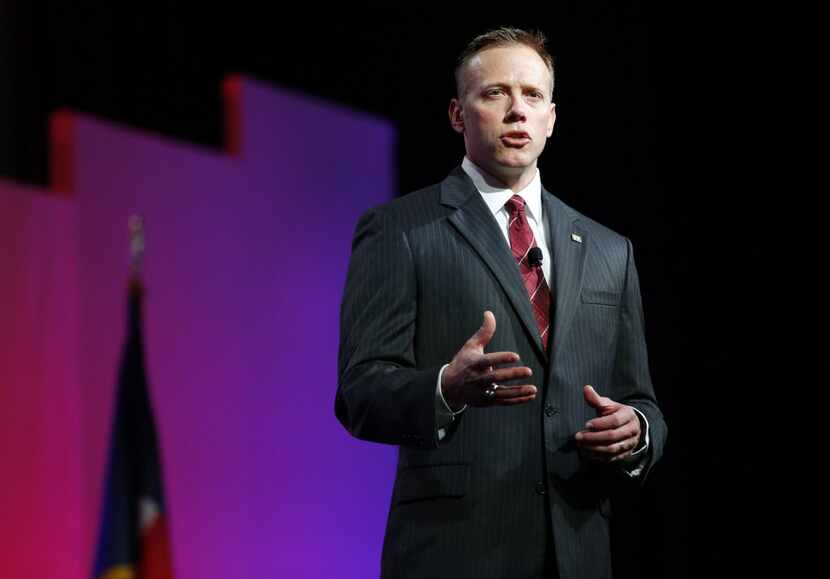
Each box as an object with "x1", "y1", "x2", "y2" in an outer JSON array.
[
  {"x1": 441, "y1": 311, "x2": 537, "y2": 409},
  {"x1": 575, "y1": 385, "x2": 642, "y2": 463}
]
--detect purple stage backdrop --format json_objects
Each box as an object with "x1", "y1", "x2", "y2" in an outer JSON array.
[
  {"x1": 1, "y1": 76, "x2": 398, "y2": 578},
  {"x1": 0, "y1": 182, "x2": 83, "y2": 579}
]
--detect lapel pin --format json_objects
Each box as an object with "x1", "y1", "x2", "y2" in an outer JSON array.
[{"x1": 571, "y1": 233, "x2": 582, "y2": 243}]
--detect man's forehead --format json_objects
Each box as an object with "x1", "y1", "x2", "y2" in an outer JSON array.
[{"x1": 464, "y1": 45, "x2": 550, "y2": 85}]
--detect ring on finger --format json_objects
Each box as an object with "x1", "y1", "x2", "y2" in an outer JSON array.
[{"x1": 483, "y1": 383, "x2": 500, "y2": 399}]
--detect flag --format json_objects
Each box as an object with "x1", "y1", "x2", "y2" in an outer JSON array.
[{"x1": 93, "y1": 278, "x2": 174, "y2": 579}]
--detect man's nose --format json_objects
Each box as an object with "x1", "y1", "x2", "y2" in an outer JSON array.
[{"x1": 505, "y1": 95, "x2": 528, "y2": 122}]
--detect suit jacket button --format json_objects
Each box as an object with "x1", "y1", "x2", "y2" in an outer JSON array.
[
  {"x1": 544, "y1": 404, "x2": 558, "y2": 417},
  {"x1": 535, "y1": 481, "x2": 547, "y2": 495}
]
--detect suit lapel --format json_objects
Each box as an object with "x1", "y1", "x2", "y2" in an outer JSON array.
[
  {"x1": 542, "y1": 189, "x2": 587, "y2": 378},
  {"x1": 441, "y1": 168, "x2": 547, "y2": 361}
]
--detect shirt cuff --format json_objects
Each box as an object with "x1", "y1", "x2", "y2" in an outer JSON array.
[
  {"x1": 436, "y1": 363, "x2": 466, "y2": 441},
  {"x1": 620, "y1": 407, "x2": 650, "y2": 477}
]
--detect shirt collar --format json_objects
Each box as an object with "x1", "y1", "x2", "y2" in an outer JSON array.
[{"x1": 461, "y1": 156, "x2": 543, "y2": 223}]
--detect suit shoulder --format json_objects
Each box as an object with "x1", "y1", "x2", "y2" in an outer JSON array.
[
  {"x1": 361, "y1": 181, "x2": 444, "y2": 229},
  {"x1": 554, "y1": 195, "x2": 630, "y2": 248}
]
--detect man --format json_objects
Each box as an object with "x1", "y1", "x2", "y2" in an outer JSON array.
[{"x1": 336, "y1": 27, "x2": 667, "y2": 579}]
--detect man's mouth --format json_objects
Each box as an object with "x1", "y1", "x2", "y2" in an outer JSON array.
[{"x1": 501, "y1": 132, "x2": 531, "y2": 147}]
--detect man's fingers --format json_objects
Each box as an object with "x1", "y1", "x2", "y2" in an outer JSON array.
[
  {"x1": 579, "y1": 438, "x2": 637, "y2": 458},
  {"x1": 470, "y1": 351, "x2": 520, "y2": 371},
  {"x1": 582, "y1": 448, "x2": 631, "y2": 463},
  {"x1": 492, "y1": 384, "x2": 537, "y2": 399},
  {"x1": 583, "y1": 384, "x2": 603, "y2": 408},
  {"x1": 479, "y1": 365, "x2": 532, "y2": 385},
  {"x1": 583, "y1": 385, "x2": 620, "y2": 415},
  {"x1": 584, "y1": 407, "x2": 636, "y2": 432},
  {"x1": 490, "y1": 386, "x2": 537, "y2": 406},
  {"x1": 469, "y1": 310, "x2": 496, "y2": 347},
  {"x1": 467, "y1": 384, "x2": 536, "y2": 407},
  {"x1": 575, "y1": 423, "x2": 637, "y2": 446},
  {"x1": 490, "y1": 384, "x2": 537, "y2": 406},
  {"x1": 575, "y1": 417, "x2": 641, "y2": 461},
  {"x1": 496, "y1": 395, "x2": 537, "y2": 406}
]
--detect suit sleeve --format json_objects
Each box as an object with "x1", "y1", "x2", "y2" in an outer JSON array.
[
  {"x1": 335, "y1": 207, "x2": 441, "y2": 449},
  {"x1": 609, "y1": 237, "x2": 668, "y2": 485}
]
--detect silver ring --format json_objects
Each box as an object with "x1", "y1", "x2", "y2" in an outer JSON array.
[{"x1": 484, "y1": 383, "x2": 499, "y2": 399}]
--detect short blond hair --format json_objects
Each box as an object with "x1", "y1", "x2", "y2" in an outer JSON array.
[{"x1": 454, "y1": 27, "x2": 555, "y2": 100}]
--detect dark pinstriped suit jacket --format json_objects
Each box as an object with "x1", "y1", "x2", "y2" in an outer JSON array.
[{"x1": 336, "y1": 167, "x2": 667, "y2": 579}]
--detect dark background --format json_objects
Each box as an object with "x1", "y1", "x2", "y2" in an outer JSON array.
[{"x1": 2, "y1": 2, "x2": 774, "y2": 576}]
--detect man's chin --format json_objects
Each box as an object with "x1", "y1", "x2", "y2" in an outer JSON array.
[
  {"x1": 470, "y1": 153, "x2": 537, "y2": 185},
  {"x1": 495, "y1": 154, "x2": 536, "y2": 173}
]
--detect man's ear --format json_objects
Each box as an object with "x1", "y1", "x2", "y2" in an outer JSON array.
[
  {"x1": 547, "y1": 102, "x2": 556, "y2": 138},
  {"x1": 449, "y1": 98, "x2": 465, "y2": 134}
]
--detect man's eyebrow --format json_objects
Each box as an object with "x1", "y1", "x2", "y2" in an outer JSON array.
[{"x1": 479, "y1": 82, "x2": 547, "y2": 93}]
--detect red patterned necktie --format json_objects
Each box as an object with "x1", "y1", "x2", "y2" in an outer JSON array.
[{"x1": 505, "y1": 194, "x2": 552, "y2": 352}]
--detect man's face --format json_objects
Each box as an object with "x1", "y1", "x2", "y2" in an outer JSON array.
[{"x1": 449, "y1": 44, "x2": 556, "y2": 186}]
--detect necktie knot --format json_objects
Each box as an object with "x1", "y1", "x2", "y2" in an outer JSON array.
[{"x1": 505, "y1": 194, "x2": 526, "y2": 219}]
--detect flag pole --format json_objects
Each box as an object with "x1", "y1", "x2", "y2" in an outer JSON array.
[{"x1": 128, "y1": 214, "x2": 145, "y2": 296}]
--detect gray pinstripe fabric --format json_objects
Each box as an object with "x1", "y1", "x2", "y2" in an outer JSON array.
[{"x1": 336, "y1": 167, "x2": 667, "y2": 579}]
